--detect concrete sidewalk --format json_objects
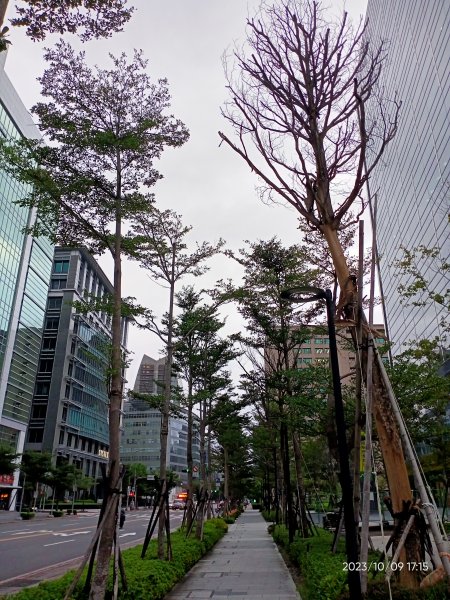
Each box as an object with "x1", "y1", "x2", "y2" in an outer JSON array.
[{"x1": 164, "y1": 508, "x2": 301, "y2": 600}]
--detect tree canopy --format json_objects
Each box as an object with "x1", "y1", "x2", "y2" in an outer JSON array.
[{"x1": 1, "y1": 0, "x2": 133, "y2": 45}]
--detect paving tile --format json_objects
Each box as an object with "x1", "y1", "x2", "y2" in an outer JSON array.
[{"x1": 164, "y1": 510, "x2": 301, "y2": 600}]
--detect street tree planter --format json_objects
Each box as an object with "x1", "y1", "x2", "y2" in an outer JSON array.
[{"x1": 20, "y1": 512, "x2": 35, "y2": 520}]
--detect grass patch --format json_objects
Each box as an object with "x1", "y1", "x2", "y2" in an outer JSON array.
[{"x1": 2, "y1": 518, "x2": 228, "y2": 600}]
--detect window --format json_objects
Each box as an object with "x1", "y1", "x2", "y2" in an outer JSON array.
[
  {"x1": 39, "y1": 359, "x2": 53, "y2": 373},
  {"x1": 59, "y1": 429, "x2": 65, "y2": 444},
  {"x1": 53, "y1": 260, "x2": 69, "y2": 274},
  {"x1": 42, "y1": 337, "x2": 56, "y2": 351},
  {"x1": 35, "y1": 382, "x2": 50, "y2": 396},
  {"x1": 47, "y1": 297, "x2": 62, "y2": 310},
  {"x1": 28, "y1": 428, "x2": 44, "y2": 443},
  {"x1": 32, "y1": 405, "x2": 47, "y2": 419},
  {"x1": 51, "y1": 278, "x2": 67, "y2": 290},
  {"x1": 67, "y1": 434, "x2": 72, "y2": 447},
  {"x1": 314, "y1": 338, "x2": 324, "y2": 344},
  {"x1": 45, "y1": 317, "x2": 59, "y2": 330}
]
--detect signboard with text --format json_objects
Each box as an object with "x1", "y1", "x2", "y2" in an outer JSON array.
[{"x1": 0, "y1": 474, "x2": 14, "y2": 486}]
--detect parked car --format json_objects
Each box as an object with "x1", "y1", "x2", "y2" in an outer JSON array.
[{"x1": 171, "y1": 500, "x2": 185, "y2": 510}]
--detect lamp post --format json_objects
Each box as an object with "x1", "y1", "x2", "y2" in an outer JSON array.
[{"x1": 281, "y1": 286, "x2": 361, "y2": 600}]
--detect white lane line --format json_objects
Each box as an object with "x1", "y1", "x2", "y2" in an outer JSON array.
[
  {"x1": 44, "y1": 539, "x2": 75, "y2": 547},
  {"x1": 53, "y1": 531, "x2": 90, "y2": 537},
  {"x1": 119, "y1": 533, "x2": 136, "y2": 538}
]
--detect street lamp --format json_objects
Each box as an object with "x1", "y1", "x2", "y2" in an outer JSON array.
[{"x1": 281, "y1": 286, "x2": 361, "y2": 600}]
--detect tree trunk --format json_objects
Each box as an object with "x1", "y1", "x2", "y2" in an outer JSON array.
[
  {"x1": 196, "y1": 399, "x2": 207, "y2": 538},
  {"x1": 273, "y1": 446, "x2": 280, "y2": 523},
  {"x1": 90, "y1": 182, "x2": 123, "y2": 598},
  {"x1": 206, "y1": 411, "x2": 212, "y2": 520},
  {"x1": 186, "y1": 384, "x2": 194, "y2": 530},
  {"x1": 223, "y1": 446, "x2": 229, "y2": 501},
  {"x1": 280, "y1": 418, "x2": 295, "y2": 543},
  {"x1": 292, "y1": 432, "x2": 310, "y2": 538},
  {"x1": 324, "y1": 223, "x2": 421, "y2": 587},
  {"x1": 157, "y1": 249, "x2": 176, "y2": 559},
  {"x1": 371, "y1": 356, "x2": 421, "y2": 587},
  {"x1": 0, "y1": 0, "x2": 8, "y2": 29}
]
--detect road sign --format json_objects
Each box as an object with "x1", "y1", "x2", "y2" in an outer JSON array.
[{"x1": 193, "y1": 465, "x2": 198, "y2": 473}]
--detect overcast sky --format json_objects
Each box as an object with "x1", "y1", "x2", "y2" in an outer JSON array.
[{"x1": 4, "y1": 0, "x2": 368, "y2": 389}]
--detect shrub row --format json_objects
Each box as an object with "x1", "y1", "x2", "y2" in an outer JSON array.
[
  {"x1": 4, "y1": 518, "x2": 228, "y2": 600},
  {"x1": 269, "y1": 525, "x2": 447, "y2": 600}
]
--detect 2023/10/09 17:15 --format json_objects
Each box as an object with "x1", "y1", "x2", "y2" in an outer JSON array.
[{"x1": 342, "y1": 562, "x2": 430, "y2": 572}]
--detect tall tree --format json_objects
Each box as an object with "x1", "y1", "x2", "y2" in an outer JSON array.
[
  {"x1": 230, "y1": 237, "x2": 324, "y2": 542},
  {"x1": 172, "y1": 287, "x2": 217, "y2": 528},
  {"x1": 20, "y1": 451, "x2": 53, "y2": 507},
  {"x1": 132, "y1": 209, "x2": 223, "y2": 557},
  {"x1": 210, "y1": 393, "x2": 252, "y2": 503},
  {"x1": 0, "y1": 42, "x2": 188, "y2": 598},
  {"x1": 218, "y1": 1, "x2": 432, "y2": 586},
  {"x1": 0, "y1": 0, "x2": 133, "y2": 49},
  {"x1": 220, "y1": 0, "x2": 398, "y2": 303}
]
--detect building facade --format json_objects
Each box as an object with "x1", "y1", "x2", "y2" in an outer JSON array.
[
  {"x1": 25, "y1": 247, "x2": 129, "y2": 485},
  {"x1": 289, "y1": 325, "x2": 387, "y2": 375},
  {"x1": 366, "y1": 0, "x2": 449, "y2": 351},
  {"x1": 121, "y1": 355, "x2": 200, "y2": 484},
  {"x1": 0, "y1": 52, "x2": 54, "y2": 509}
]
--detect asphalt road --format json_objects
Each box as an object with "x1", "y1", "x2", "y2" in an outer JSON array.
[{"x1": 0, "y1": 509, "x2": 185, "y2": 595}]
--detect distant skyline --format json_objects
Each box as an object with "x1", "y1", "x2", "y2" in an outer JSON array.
[{"x1": 3, "y1": 0, "x2": 368, "y2": 388}]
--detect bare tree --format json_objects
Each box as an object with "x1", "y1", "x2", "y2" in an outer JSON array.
[
  {"x1": 220, "y1": 0, "x2": 398, "y2": 311},
  {"x1": 218, "y1": 0, "x2": 434, "y2": 589}
]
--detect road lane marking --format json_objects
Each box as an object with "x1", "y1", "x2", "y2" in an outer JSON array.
[
  {"x1": 0, "y1": 525, "x2": 97, "y2": 543},
  {"x1": 119, "y1": 533, "x2": 136, "y2": 538},
  {"x1": 44, "y1": 539, "x2": 75, "y2": 547},
  {"x1": 53, "y1": 531, "x2": 90, "y2": 537}
]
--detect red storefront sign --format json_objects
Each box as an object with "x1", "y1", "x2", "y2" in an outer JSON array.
[{"x1": 0, "y1": 474, "x2": 14, "y2": 485}]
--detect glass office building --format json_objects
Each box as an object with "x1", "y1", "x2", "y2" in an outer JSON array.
[
  {"x1": 366, "y1": 0, "x2": 449, "y2": 351},
  {"x1": 26, "y1": 247, "x2": 129, "y2": 484},
  {"x1": 121, "y1": 355, "x2": 200, "y2": 483},
  {"x1": 0, "y1": 52, "x2": 53, "y2": 509}
]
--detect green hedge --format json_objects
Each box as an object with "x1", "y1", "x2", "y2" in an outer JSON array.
[
  {"x1": 3, "y1": 518, "x2": 228, "y2": 600},
  {"x1": 271, "y1": 526, "x2": 357, "y2": 600},
  {"x1": 261, "y1": 509, "x2": 277, "y2": 522},
  {"x1": 339, "y1": 581, "x2": 449, "y2": 600},
  {"x1": 270, "y1": 526, "x2": 447, "y2": 600}
]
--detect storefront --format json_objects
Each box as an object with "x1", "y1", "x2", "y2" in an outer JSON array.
[{"x1": 0, "y1": 474, "x2": 15, "y2": 510}]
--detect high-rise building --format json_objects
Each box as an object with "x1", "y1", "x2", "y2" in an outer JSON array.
[
  {"x1": 267, "y1": 325, "x2": 388, "y2": 377},
  {"x1": 121, "y1": 355, "x2": 200, "y2": 483},
  {"x1": 0, "y1": 52, "x2": 54, "y2": 509},
  {"x1": 25, "y1": 247, "x2": 129, "y2": 485},
  {"x1": 365, "y1": 0, "x2": 449, "y2": 351}
]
